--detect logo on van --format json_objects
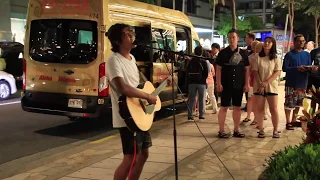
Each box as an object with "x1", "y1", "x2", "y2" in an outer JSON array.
[
  {"x1": 39, "y1": 75, "x2": 53, "y2": 81},
  {"x1": 59, "y1": 76, "x2": 76, "y2": 83},
  {"x1": 42, "y1": 0, "x2": 89, "y2": 15}
]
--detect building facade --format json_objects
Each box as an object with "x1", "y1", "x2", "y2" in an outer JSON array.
[
  {"x1": 0, "y1": 0, "x2": 28, "y2": 44},
  {"x1": 236, "y1": 0, "x2": 276, "y2": 28}
]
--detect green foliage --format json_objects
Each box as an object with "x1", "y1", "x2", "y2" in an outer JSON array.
[
  {"x1": 300, "y1": 0, "x2": 320, "y2": 18},
  {"x1": 273, "y1": 0, "x2": 303, "y2": 10},
  {"x1": 217, "y1": 14, "x2": 264, "y2": 37},
  {"x1": 262, "y1": 144, "x2": 320, "y2": 180}
]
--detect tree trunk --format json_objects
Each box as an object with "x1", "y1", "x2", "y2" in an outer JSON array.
[
  {"x1": 211, "y1": 0, "x2": 216, "y2": 43},
  {"x1": 315, "y1": 15, "x2": 319, "y2": 48},
  {"x1": 231, "y1": 0, "x2": 237, "y2": 29},
  {"x1": 287, "y1": 1, "x2": 294, "y2": 52}
]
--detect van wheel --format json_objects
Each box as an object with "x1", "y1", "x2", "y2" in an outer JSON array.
[{"x1": 0, "y1": 81, "x2": 11, "y2": 100}]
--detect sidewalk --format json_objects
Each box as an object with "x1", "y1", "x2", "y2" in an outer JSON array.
[{"x1": 4, "y1": 82, "x2": 305, "y2": 180}]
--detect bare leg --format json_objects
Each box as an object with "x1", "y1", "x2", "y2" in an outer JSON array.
[
  {"x1": 267, "y1": 95, "x2": 279, "y2": 133},
  {"x1": 255, "y1": 95, "x2": 266, "y2": 131},
  {"x1": 233, "y1": 106, "x2": 241, "y2": 132},
  {"x1": 246, "y1": 96, "x2": 252, "y2": 119},
  {"x1": 291, "y1": 107, "x2": 300, "y2": 123},
  {"x1": 285, "y1": 109, "x2": 292, "y2": 124},
  {"x1": 129, "y1": 149, "x2": 149, "y2": 180},
  {"x1": 218, "y1": 107, "x2": 228, "y2": 132},
  {"x1": 114, "y1": 154, "x2": 134, "y2": 180}
]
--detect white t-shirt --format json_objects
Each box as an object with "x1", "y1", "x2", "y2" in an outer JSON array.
[{"x1": 106, "y1": 53, "x2": 140, "y2": 128}]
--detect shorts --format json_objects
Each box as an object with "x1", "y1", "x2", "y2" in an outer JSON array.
[
  {"x1": 119, "y1": 127, "x2": 152, "y2": 155},
  {"x1": 254, "y1": 92, "x2": 278, "y2": 97},
  {"x1": 284, "y1": 87, "x2": 306, "y2": 110},
  {"x1": 220, "y1": 88, "x2": 244, "y2": 107}
]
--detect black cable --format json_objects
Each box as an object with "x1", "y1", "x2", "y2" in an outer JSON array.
[{"x1": 159, "y1": 51, "x2": 235, "y2": 180}]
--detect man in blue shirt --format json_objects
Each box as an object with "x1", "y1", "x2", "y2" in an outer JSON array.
[{"x1": 282, "y1": 34, "x2": 312, "y2": 130}]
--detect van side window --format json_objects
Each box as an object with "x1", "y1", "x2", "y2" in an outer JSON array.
[
  {"x1": 176, "y1": 27, "x2": 191, "y2": 54},
  {"x1": 193, "y1": 39, "x2": 200, "y2": 51},
  {"x1": 78, "y1": 30, "x2": 93, "y2": 44},
  {"x1": 151, "y1": 28, "x2": 174, "y2": 62}
]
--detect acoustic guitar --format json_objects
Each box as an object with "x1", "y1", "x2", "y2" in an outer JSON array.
[{"x1": 118, "y1": 79, "x2": 169, "y2": 132}]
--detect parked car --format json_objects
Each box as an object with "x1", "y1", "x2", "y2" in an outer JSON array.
[
  {"x1": 0, "y1": 70, "x2": 17, "y2": 100},
  {"x1": 0, "y1": 42, "x2": 24, "y2": 89}
]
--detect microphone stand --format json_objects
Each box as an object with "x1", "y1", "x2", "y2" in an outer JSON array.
[
  {"x1": 170, "y1": 51, "x2": 178, "y2": 180},
  {"x1": 138, "y1": 44, "x2": 211, "y2": 180}
]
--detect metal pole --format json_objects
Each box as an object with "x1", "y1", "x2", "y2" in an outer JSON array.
[
  {"x1": 283, "y1": 14, "x2": 289, "y2": 58},
  {"x1": 211, "y1": 0, "x2": 216, "y2": 44},
  {"x1": 262, "y1": 0, "x2": 266, "y2": 24},
  {"x1": 182, "y1": 0, "x2": 185, "y2": 13},
  {"x1": 279, "y1": 14, "x2": 289, "y2": 84},
  {"x1": 173, "y1": 0, "x2": 175, "y2": 10}
]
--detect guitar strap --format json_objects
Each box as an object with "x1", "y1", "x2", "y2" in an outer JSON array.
[{"x1": 136, "y1": 64, "x2": 148, "y2": 83}]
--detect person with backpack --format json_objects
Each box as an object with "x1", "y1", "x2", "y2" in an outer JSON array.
[
  {"x1": 187, "y1": 45, "x2": 209, "y2": 121},
  {"x1": 215, "y1": 29, "x2": 250, "y2": 138}
]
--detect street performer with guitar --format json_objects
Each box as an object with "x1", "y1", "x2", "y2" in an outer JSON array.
[
  {"x1": 106, "y1": 23, "x2": 160, "y2": 180},
  {"x1": 106, "y1": 23, "x2": 171, "y2": 180}
]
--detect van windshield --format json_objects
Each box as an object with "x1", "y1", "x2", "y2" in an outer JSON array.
[{"x1": 29, "y1": 19, "x2": 98, "y2": 64}]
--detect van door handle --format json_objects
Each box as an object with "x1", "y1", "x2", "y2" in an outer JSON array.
[{"x1": 64, "y1": 69, "x2": 74, "y2": 75}]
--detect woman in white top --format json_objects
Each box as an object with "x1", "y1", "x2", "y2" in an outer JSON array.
[{"x1": 252, "y1": 37, "x2": 282, "y2": 138}]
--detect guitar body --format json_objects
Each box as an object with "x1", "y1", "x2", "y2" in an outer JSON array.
[{"x1": 118, "y1": 81, "x2": 162, "y2": 132}]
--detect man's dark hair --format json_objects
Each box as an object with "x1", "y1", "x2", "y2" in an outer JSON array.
[
  {"x1": 106, "y1": 23, "x2": 130, "y2": 52},
  {"x1": 228, "y1": 28, "x2": 238, "y2": 36},
  {"x1": 211, "y1": 43, "x2": 220, "y2": 49},
  {"x1": 294, "y1": 34, "x2": 304, "y2": 42},
  {"x1": 194, "y1": 45, "x2": 203, "y2": 56},
  {"x1": 246, "y1": 32, "x2": 256, "y2": 40}
]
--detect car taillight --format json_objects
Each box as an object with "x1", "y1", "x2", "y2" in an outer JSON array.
[
  {"x1": 23, "y1": 59, "x2": 26, "y2": 90},
  {"x1": 98, "y1": 62, "x2": 109, "y2": 96}
]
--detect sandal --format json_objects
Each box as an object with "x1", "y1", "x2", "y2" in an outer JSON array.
[
  {"x1": 273, "y1": 131, "x2": 280, "y2": 138},
  {"x1": 218, "y1": 132, "x2": 230, "y2": 138},
  {"x1": 286, "y1": 123, "x2": 294, "y2": 130},
  {"x1": 250, "y1": 121, "x2": 257, "y2": 125},
  {"x1": 291, "y1": 121, "x2": 301, "y2": 127},
  {"x1": 243, "y1": 118, "x2": 251, "y2": 122},
  {"x1": 233, "y1": 131, "x2": 245, "y2": 138},
  {"x1": 257, "y1": 130, "x2": 265, "y2": 138}
]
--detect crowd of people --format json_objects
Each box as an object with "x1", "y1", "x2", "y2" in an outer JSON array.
[
  {"x1": 104, "y1": 23, "x2": 320, "y2": 179},
  {"x1": 186, "y1": 29, "x2": 320, "y2": 139}
]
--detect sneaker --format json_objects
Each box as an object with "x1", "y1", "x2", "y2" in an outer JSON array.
[
  {"x1": 188, "y1": 117, "x2": 194, "y2": 121},
  {"x1": 199, "y1": 116, "x2": 205, "y2": 120},
  {"x1": 218, "y1": 131, "x2": 231, "y2": 138}
]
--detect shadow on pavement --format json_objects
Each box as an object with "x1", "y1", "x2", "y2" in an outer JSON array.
[{"x1": 35, "y1": 116, "x2": 114, "y2": 140}]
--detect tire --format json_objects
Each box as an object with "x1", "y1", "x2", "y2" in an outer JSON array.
[{"x1": 0, "y1": 80, "x2": 11, "y2": 100}]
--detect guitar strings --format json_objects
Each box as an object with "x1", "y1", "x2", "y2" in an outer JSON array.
[{"x1": 160, "y1": 56, "x2": 235, "y2": 180}]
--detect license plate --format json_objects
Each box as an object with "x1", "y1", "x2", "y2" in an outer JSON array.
[{"x1": 68, "y1": 99, "x2": 83, "y2": 108}]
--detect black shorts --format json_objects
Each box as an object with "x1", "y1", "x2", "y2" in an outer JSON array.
[
  {"x1": 119, "y1": 127, "x2": 152, "y2": 155},
  {"x1": 254, "y1": 92, "x2": 278, "y2": 97},
  {"x1": 220, "y1": 88, "x2": 244, "y2": 107}
]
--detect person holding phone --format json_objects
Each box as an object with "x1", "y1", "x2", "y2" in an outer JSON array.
[{"x1": 282, "y1": 34, "x2": 312, "y2": 130}]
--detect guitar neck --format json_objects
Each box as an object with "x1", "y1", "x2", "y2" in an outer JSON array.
[{"x1": 151, "y1": 79, "x2": 168, "y2": 96}]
